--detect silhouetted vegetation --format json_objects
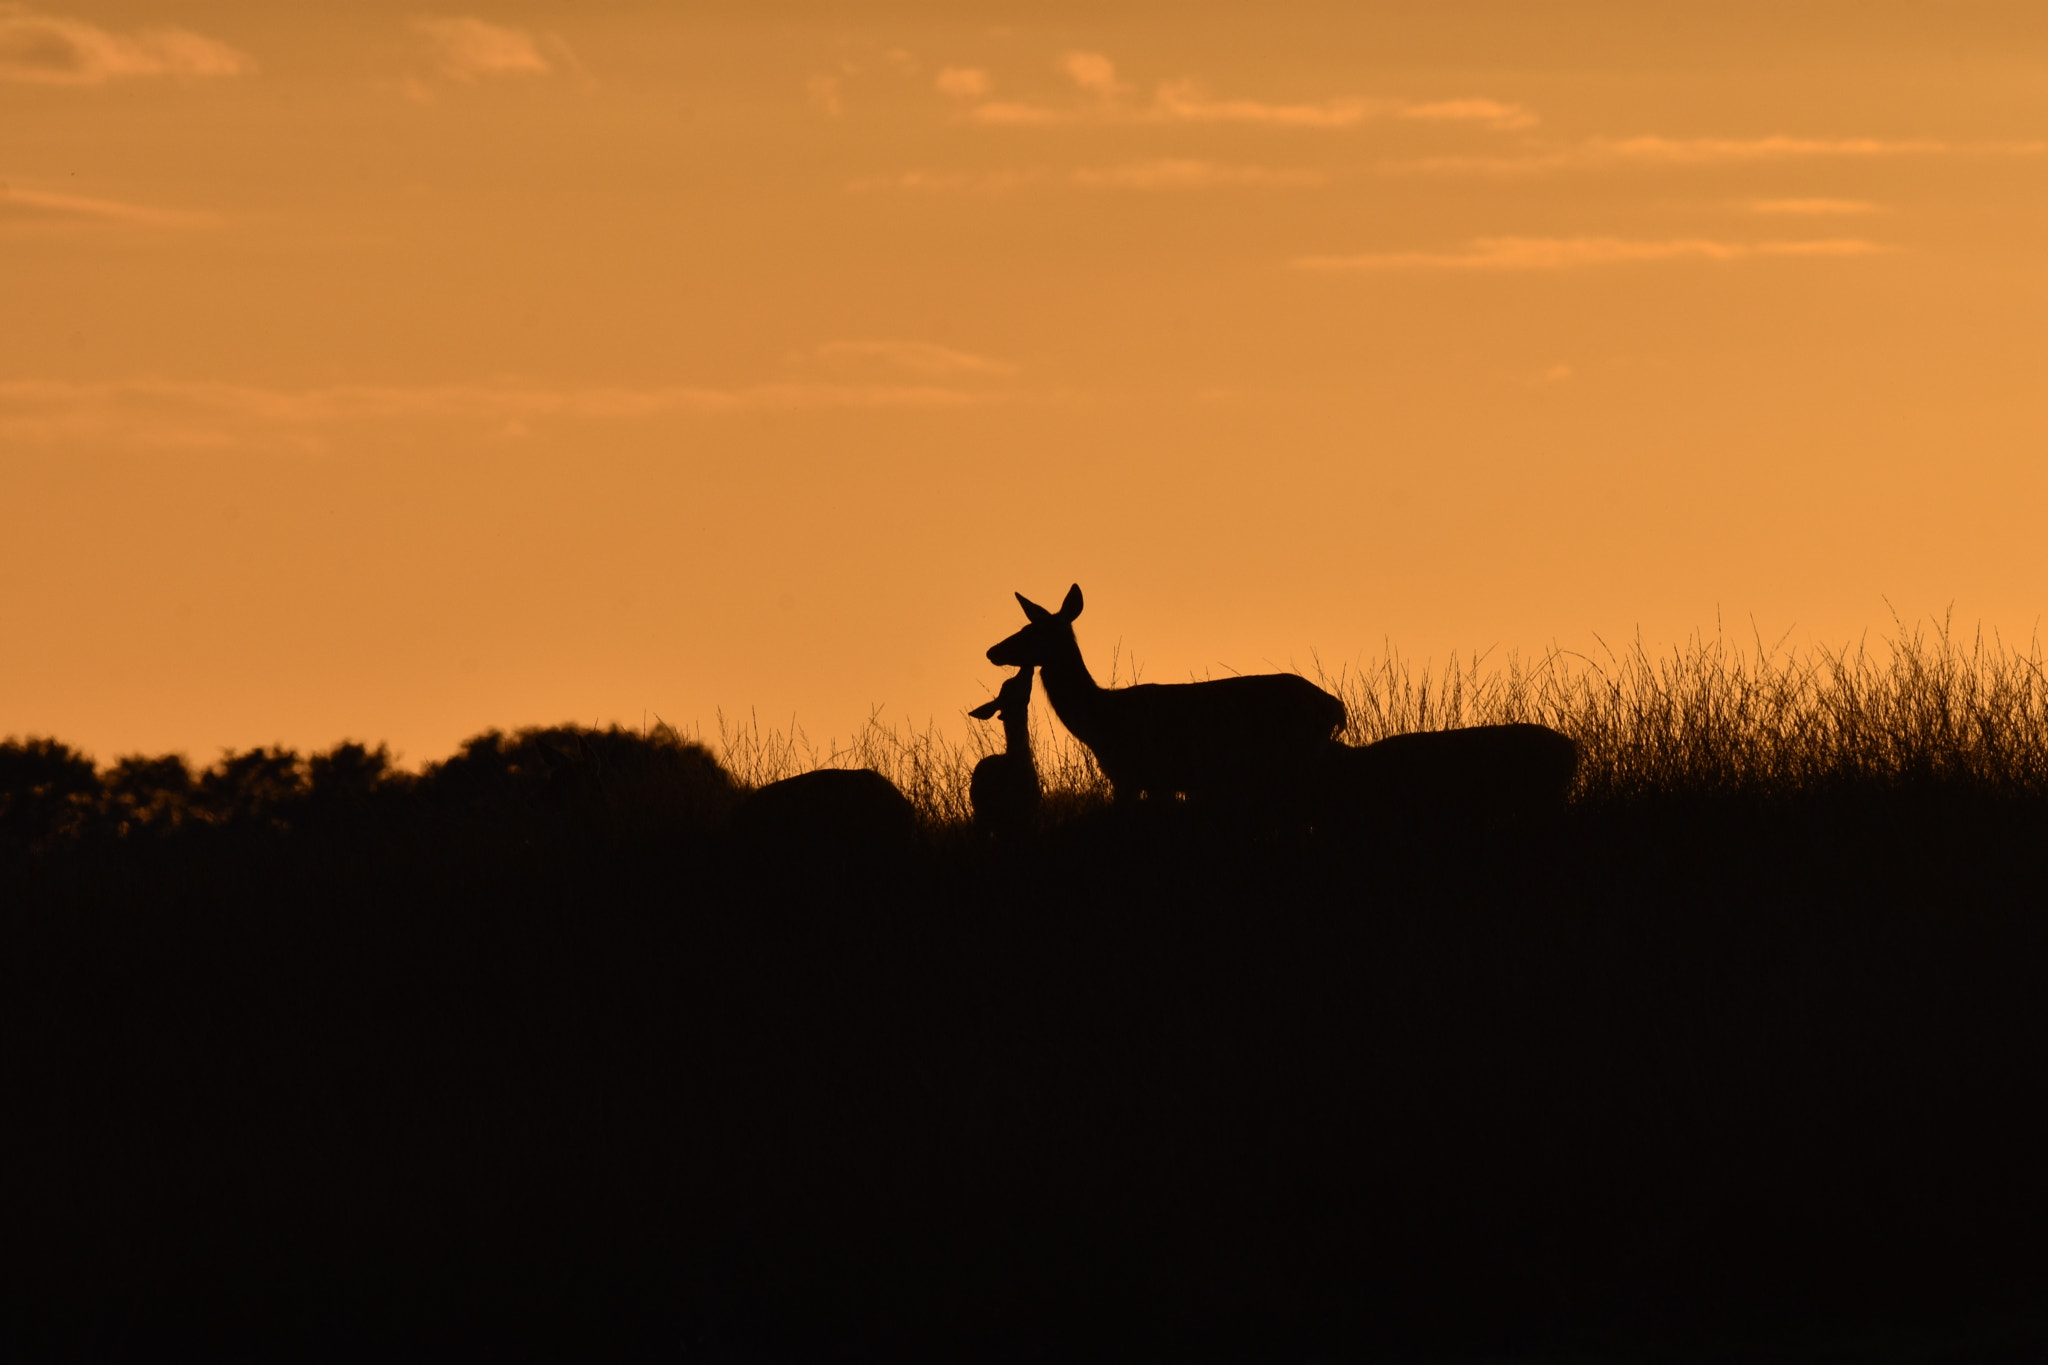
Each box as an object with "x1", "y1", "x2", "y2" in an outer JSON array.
[{"x1": 4, "y1": 624, "x2": 2047, "y2": 1359}]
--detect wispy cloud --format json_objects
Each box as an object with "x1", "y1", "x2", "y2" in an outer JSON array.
[
  {"x1": 813, "y1": 340, "x2": 1018, "y2": 377},
  {"x1": 846, "y1": 168, "x2": 1054, "y2": 193},
  {"x1": 849, "y1": 161, "x2": 1325, "y2": 193},
  {"x1": 935, "y1": 66, "x2": 988, "y2": 98},
  {"x1": 411, "y1": 16, "x2": 552, "y2": 81},
  {"x1": 1749, "y1": 197, "x2": 1880, "y2": 215},
  {"x1": 1059, "y1": 50, "x2": 1124, "y2": 98},
  {"x1": 1398, "y1": 134, "x2": 1976, "y2": 176},
  {"x1": 0, "y1": 5, "x2": 251, "y2": 85},
  {"x1": 1147, "y1": 80, "x2": 1376, "y2": 128},
  {"x1": 0, "y1": 182, "x2": 216, "y2": 229},
  {"x1": 1296, "y1": 236, "x2": 1892, "y2": 271},
  {"x1": 1396, "y1": 98, "x2": 1538, "y2": 131},
  {"x1": 965, "y1": 100, "x2": 1076, "y2": 127},
  {"x1": 957, "y1": 51, "x2": 1519, "y2": 132},
  {"x1": 1587, "y1": 135, "x2": 1947, "y2": 164},
  {"x1": 0, "y1": 378, "x2": 992, "y2": 447},
  {"x1": 1071, "y1": 159, "x2": 1327, "y2": 189}
]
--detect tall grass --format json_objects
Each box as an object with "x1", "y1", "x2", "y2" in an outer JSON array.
[
  {"x1": 1318, "y1": 615, "x2": 2048, "y2": 803},
  {"x1": 711, "y1": 618, "x2": 2048, "y2": 819}
]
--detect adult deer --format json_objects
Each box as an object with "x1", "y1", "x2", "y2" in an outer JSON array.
[
  {"x1": 986, "y1": 585, "x2": 1346, "y2": 805},
  {"x1": 1322, "y1": 723, "x2": 1578, "y2": 825}
]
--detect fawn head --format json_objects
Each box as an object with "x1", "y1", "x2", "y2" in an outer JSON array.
[
  {"x1": 968, "y1": 666, "x2": 1035, "y2": 722},
  {"x1": 986, "y1": 585, "x2": 1084, "y2": 668}
]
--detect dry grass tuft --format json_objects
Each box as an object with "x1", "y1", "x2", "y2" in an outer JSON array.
[{"x1": 1317, "y1": 614, "x2": 2048, "y2": 803}]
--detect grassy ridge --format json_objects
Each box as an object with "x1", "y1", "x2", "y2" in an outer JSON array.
[
  {"x1": 7, "y1": 620, "x2": 2045, "y2": 844},
  {"x1": 3, "y1": 624, "x2": 2047, "y2": 1359}
]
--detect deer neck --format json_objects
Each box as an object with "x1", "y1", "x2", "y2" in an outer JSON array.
[
  {"x1": 1037, "y1": 635, "x2": 1109, "y2": 746},
  {"x1": 995, "y1": 703, "x2": 1032, "y2": 777},
  {"x1": 1000, "y1": 709, "x2": 1034, "y2": 768}
]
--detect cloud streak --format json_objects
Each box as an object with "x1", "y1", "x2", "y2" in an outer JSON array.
[
  {"x1": 849, "y1": 161, "x2": 1326, "y2": 193},
  {"x1": 814, "y1": 340, "x2": 1018, "y2": 377},
  {"x1": 847, "y1": 168, "x2": 1053, "y2": 193},
  {"x1": 1750, "y1": 197, "x2": 1879, "y2": 215},
  {"x1": 935, "y1": 66, "x2": 988, "y2": 98},
  {"x1": 1396, "y1": 98, "x2": 1538, "y2": 131},
  {"x1": 954, "y1": 51, "x2": 1527, "y2": 133},
  {"x1": 1396, "y1": 134, "x2": 1992, "y2": 175},
  {"x1": 0, "y1": 183, "x2": 216, "y2": 228},
  {"x1": 1071, "y1": 159, "x2": 1327, "y2": 189},
  {"x1": 1296, "y1": 236, "x2": 1892, "y2": 271},
  {"x1": 0, "y1": 378, "x2": 993, "y2": 447},
  {"x1": 412, "y1": 15, "x2": 552, "y2": 81},
  {"x1": 1586, "y1": 135, "x2": 1947, "y2": 164},
  {"x1": 1146, "y1": 80, "x2": 1376, "y2": 128},
  {"x1": 0, "y1": 5, "x2": 252, "y2": 84}
]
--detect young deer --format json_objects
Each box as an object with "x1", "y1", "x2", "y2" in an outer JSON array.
[
  {"x1": 967, "y1": 666, "x2": 1040, "y2": 837},
  {"x1": 986, "y1": 585, "x2": 1346, "y2": 805}
]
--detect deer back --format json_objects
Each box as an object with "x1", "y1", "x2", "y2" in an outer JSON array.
[{"x1": 1085, "y1": 673, "x2": 1346, "y2": 797}]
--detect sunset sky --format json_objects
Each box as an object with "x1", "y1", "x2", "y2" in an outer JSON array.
[{"x1": 5, "y1": 2, "x2": 2046, "y2": 766}]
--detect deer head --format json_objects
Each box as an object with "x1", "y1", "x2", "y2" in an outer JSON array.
[
  {"x1": 986, "y1": 585, "x2": 1083, "y2": 668},
  {"x1": 968, "y1": 666, "x2": 1035, "y2": 721}
]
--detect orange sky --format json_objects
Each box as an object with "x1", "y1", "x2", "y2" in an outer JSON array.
[{"x1": 5, "y1": 2, "x2": 2047, "y2": 766}]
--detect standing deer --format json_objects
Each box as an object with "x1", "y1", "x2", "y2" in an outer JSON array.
[
  {"x1": 967, "y1": 666, "x2": 1040, "y2": 837},
  {"x1": 986, "y1": 585, "x2": 1346, "y2": 805}
]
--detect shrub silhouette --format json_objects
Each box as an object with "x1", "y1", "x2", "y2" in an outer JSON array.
[
  {"x1": 421, "y1": 723, "x2": 739, "y2": 847},
  {"x1": 100, "y1": 753, "x2": 195, "y2": 841},
  {"x1": 0, "y1": 737, "x2": 99, "y2": 854},
  {"x1": 194, "y1": 746, "x2": 306, "y2": 831}
]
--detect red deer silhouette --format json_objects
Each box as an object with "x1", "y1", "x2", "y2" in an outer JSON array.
[
  {"x1": 1323, "y1": 723, "x2": 1577, "y2": 825},
  {"x1": 967, "y1": 666, "x2": 1040, "y2": 837},
  {"x1": 986, "y1": 585, "x2": 1346, "y2": 804}
]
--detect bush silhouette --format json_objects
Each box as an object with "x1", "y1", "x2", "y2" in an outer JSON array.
[
  {"x1": 0, "y1": 737, "x2": 98, "y2": 854},
  {"x1": 194, "y1": 746, "x2": 306, "y2": 830},
  {"x1": 100, "y1": 753, "x2": 194, "y2": 841},
  {"x1": 420, "y1": 723, "x2": 739, "y2": 848}
]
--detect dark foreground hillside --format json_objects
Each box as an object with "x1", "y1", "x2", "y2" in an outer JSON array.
[{"x1": 4, "y1": 725, "x2": 2048, "y2": 1360}]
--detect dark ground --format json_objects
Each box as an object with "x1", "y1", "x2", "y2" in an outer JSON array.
[{"x1": 3, "y1": 737, "x2": 2047, "y2": 1360}]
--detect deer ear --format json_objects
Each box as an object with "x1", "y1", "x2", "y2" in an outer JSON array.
[
  {"x1": 1059, "y1": 584, "x2": 1084, "y2": 621},
  {"x1": 1016, "y1": 592, "x2": 1052, "y2": 624},
  {"x1": 967, "y1": 697, "x2": 1002, "y2": 720}
]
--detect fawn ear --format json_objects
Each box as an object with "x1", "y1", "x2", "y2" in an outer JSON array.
[
  {"x1": 968, "y1": 697, "x2": 1002, "y2": 720},
  {"x1": 1016, "y1": 592, "x2": 1052, "y2": 625},
  {"x1": 1058, "y1": 584, "x2": 1084, "y2": 621}
]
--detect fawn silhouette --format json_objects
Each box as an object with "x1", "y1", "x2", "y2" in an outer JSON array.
[
  {"x1": 986, "y1": 585, "x2": 1346, "y2": 805},
  {"x1": 968, "y1": 666, "x2": 1041, "y2": 838}
]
